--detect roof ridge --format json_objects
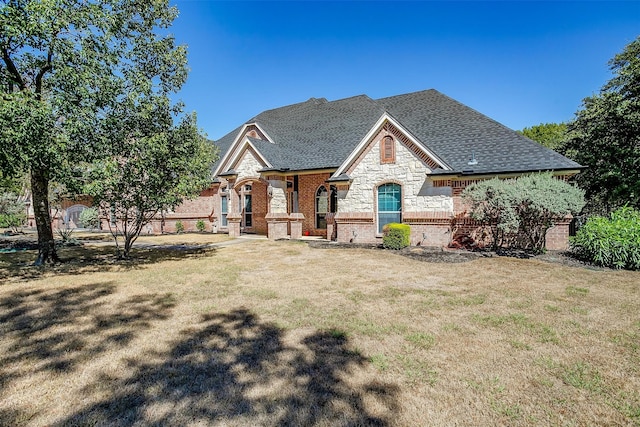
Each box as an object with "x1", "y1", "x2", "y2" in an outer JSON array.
[{"x1": 374, "y1": 88, "x2": 438, "y2": 102}]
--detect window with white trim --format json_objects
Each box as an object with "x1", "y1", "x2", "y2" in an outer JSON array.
[
  {"x1": 377, "y1": 183, "x2": 401, "y2": 233},
  {"x1": 220, "y1": 190, "x2": 228, "y2": 227}
]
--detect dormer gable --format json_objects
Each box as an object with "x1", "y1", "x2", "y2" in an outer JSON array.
[
  {"x1": 213, "y1": 122, "x2": 274, "y2": 176},
  {"x1": 332, "y1": 113, "x2": 451, "y2": 179}
]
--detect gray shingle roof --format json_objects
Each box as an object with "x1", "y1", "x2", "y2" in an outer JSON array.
[
  {"x1": 212, "y1": 89, "x2": 582, "y2": 176},
  {"x1": 377, "y1": 90, "x2": 582, "y2": 174}
]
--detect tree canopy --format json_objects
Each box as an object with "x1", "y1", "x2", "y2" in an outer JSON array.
[
  {"x1": 0, "y1": 0, "x2": 204, "y2": 264},
  {"x1": 85, "y1": 96, "x2": 216, "y2": 259},
  {"x1": 562, "y1": 36, "x2": 640, "y2": 214},
  {"x1": 518, "y1": 122, "x2": 568, "y2": 150}
]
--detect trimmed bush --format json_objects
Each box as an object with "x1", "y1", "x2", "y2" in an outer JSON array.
[
  {"x1": 79, "y1": 207, "x2": 100, "y2": 229},
  {"x1": 382, "y1": 222, "x2": 410, "y2": 250},
  {"x1": 196, "y1": 219, "x2": 206, "y2": 232},
  {"x1": 175, "y1": 220, "x2": 184, "y2": 234},
  {"x1": 571, "y1": 207, "x2": 640, "y2": 270}
]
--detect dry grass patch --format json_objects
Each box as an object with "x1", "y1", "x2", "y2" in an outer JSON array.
[{"x1": 0, "y1": 238, "x2": 639, "y2": 426}]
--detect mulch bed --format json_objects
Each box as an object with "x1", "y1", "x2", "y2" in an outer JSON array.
[{"x1": 307, "y1": 240, "x2": 600, "y2": 269}]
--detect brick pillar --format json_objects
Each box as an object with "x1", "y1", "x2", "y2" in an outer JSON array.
[
  {"x1": 266, "y1": 212, "x2": 289, "y2": 240},
  {"x1": 289, "y1": 212, "x2": 305, "y2": 240},
  {"x1": 227, "y1": 213, "x2": 241, "y2": 238}
]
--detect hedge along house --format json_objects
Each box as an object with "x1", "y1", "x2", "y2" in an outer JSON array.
[{"x1": 201, "y1": 89, "x2": 583, "y2": 249}]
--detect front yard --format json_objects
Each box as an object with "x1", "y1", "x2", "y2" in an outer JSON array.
[{"x1": 0, "y1": 236, "x2": 639, "y2": 426}]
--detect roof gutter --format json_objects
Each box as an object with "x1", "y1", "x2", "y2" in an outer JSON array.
[{"x1": 427, "y1": 167, "x2": 585, "y2": 180}]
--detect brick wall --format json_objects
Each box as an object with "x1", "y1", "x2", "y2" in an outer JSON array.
[
  {"x1": 247, "y1": 179, "x2": 268, "y2": 235},
  {"x1": 148, "y1": 188, "x2": 217, "y2": 233},
  {"x1": 335, "y1": 213, "x2": 376, "y2": 243},
  {"x1": 545, "y1": 221, "x2": 571, "y2": 251}
]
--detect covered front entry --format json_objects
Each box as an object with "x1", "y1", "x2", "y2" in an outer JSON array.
[{"x1": 222, "y1": 178, "x2": 268, "y2": 238}]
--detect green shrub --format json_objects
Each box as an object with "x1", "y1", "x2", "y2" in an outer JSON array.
[
  {"x1": 79, "y1": 207, "x2": 100, "y2": 229},
  {"x1": 56, "y1": 226, "x2": 78, "y2": 245},
  {"x1": 462, "y1": 173, "x2": 585, "y2": 253},
  {"x1": 196, "y1": 219, "x2": 206, "y2": 232},
  {"x1": 0, "y1": 192, "x2": 25, "y2": 232},
  {"x1": 383, "y1": 222, "x2": 410, "y2": 250},
  {"x1": 175, "y1": 220, "x2": 184, "y2": 234},
  {"x1": 571, "y1": 207, "x2": 640, "y2": 270},
  {"x1": 0, "y1": 212, "x2": 25, "y2": 230}
]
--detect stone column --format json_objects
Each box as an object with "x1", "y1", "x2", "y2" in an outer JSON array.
[
  {"x1": 266, "y1": 212, "x2": 289, "y2": 240},
  {"x1": 289, "y1": 212, "x2": 305, "y2": 240},
  {"x1": 226, "y1": 212, "x2": 242, "y2": 238},
  {"x1": 267, "y1": 177, "x2": 287, "y2": 214}
]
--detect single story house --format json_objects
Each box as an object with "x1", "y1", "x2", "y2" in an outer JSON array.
[
  {"x1": 44, "y1": 89, "x2": 582, "y2": 249},
  {"x1": 177, "y1": 89, "x2": 579, "y2": 249}
]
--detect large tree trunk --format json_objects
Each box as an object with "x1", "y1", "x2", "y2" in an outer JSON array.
[{"x1": 31, "y1": 167, "x2": 59, "y2": 266}]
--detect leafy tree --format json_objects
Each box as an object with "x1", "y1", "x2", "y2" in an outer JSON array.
[
  {"x1": 462, "y1": 173, "x2": 585, "y2": 252},
  {"x1": 562, "y1": 36, "x2": 640, "y2": 214},
  {"x1": 518, "y1": 123, "x2": 568, "y2": 150},
  {"x1": 85, "y1": 99, "x2": 216, "y2": 258},
  {"x1": 0, "y1": 0, "x2": 189, "y2": 265}
]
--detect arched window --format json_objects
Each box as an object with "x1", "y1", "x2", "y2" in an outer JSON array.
[
  {"x1": 377, "y1": 183, "x2": 401, "y2": 233},
  {"x1": 380, "y1": 136, "x2": 395, "y2": 164},
  {"x1": 316, "y1": 185, "x2": 328, "y2": 229},
  {"x1": 65, "y1": 204, "x2": 88, "y2": 228}
]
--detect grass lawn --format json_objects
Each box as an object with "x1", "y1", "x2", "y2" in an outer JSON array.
[{"x1": 0, "y1": 236, "x2": 639, "y2": 426}]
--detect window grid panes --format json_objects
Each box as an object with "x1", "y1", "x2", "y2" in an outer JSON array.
[
  {"x1": 378, "y1": 183, "x2": 401, "y2": 233},
  {"x1": 244, "y1": 194, "x2": 252, "y2": 227},
  {"x1": 221, "y1": 194, "x2": 228, "y2": 227}
]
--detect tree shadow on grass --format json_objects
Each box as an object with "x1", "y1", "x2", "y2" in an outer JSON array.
[
  {"x1": 0, "y1": 283, "x2": 176, "y2": 399},
  {"x1": 56, "y1": 308, "x2": 399, "y2": 426},
  {"x1": 0, "y1": 244, "x2": 218, "y2": 284}
]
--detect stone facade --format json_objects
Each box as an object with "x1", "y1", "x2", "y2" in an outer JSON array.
[
  {"x1": 341, "y1": 129, "x2": 453, "y2": 215},
  {"x1": 334, "y1": 128, "x2": 454, "y2": 244}
]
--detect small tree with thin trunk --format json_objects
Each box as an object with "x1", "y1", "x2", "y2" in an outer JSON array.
[{"x1": 85, "y1": 99, "x2": 216, "y2": 259}]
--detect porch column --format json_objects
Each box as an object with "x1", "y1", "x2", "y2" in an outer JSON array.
[
  {"x1": 226, "y1": 212, "x2": 242, "y2": 238},
  {"x1": 266, "y1": 212, "x2": 289, "y2": 240},
  {"x1": 266, "y1": 177, "x2": 287, "y2": 214},
  {"x1": 289, "y1": 213, "x2": 305, "y2": 240}
]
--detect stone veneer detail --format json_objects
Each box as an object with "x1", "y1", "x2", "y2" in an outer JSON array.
[
  {"x1": 339, "y1": 130, "x2": 454, "y2": 213},
  {"x1": 235, "y1": 148, "x2": 264, "y2": 179}
]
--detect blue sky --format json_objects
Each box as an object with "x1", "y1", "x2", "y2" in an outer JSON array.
[{"x1": 170, "y1": 1, "x2": 640, "y2": 140}]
